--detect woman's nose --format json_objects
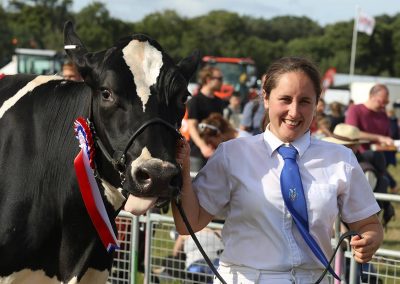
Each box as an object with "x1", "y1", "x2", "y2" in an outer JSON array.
[{"x1": 288, "y1": 102, "x2": 299, "y2": 116}]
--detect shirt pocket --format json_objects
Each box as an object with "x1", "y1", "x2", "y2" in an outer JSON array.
[{"x1": 305, "y1": 183, "x2": 338, "y2": 227}]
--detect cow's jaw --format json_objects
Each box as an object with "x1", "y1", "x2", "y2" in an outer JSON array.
[{"x1": 100, "y1": 179, "x2": 125, "y2": 210}]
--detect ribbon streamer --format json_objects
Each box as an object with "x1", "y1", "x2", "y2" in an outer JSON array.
[{"x1": 74, "y1": 117, "x2": 119, "y2": 252}]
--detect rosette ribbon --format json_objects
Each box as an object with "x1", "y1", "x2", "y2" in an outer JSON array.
[{"x1": 73, "y1": 117, "x2": 119, "y2": 252}]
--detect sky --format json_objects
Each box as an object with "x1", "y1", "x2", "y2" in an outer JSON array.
[{"x1": 70, "y1": 0, "x2": 400, "y2": 26}]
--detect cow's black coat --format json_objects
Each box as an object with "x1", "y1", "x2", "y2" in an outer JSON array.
[{"x1": 0, "y1": 21, "x2": 199, "y2": 283}]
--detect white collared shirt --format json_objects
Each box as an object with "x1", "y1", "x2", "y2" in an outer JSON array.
[{"x1": 193, "y1": 128, "x2": 380, "y2": 271}]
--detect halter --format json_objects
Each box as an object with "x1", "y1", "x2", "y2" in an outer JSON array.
[{"x1": 87, "y1": 94, "x2": 183, "y2": 186}]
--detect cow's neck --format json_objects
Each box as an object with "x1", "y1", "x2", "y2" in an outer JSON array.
[{"x1": 93, "y1": 146, "x2": 126, "y2": 213}]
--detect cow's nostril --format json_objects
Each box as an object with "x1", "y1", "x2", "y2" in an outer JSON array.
[{"x1": 135, "y1": 168, "x2": 151, "y2": 183}]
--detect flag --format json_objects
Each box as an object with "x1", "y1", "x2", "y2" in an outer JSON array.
[
  {"x1": 357, "y1": 11, "x2": 375, "y2": 36},
  {"x1": 321, "y1": 67, "x2": 336, "y2": 93}
]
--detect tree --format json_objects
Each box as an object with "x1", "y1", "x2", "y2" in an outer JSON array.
[
  {"x1": 135, "y1": 10, "x2": 187, "y2": 60},
  {"x1": 392, "y1": 14, "x2": 400, "y2": 77},
  {"x1": 0, "y1": 6, "x2": 13, "y2": 67},
  {"x1": 7, "y1": 0, "x2": 73, "y2": 49},
  {"x1": 74, "y1": 2, "x2": 133, "y2": 52}
]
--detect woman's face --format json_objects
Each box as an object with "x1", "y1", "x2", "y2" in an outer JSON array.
[{"x1": 265, "y1": 71, "x2": 317, "y2": 142}]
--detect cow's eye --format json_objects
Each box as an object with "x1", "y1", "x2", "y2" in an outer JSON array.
[{"x1": 100, "y1": 88, "x2": 114, "y2": 102}]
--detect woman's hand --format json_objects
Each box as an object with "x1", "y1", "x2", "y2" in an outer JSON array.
[
  {"x1": 350, "y1": 233, "x2": 380, "y2": 263},
  {"x1": 348, "y1": 215, "x2": 383, "y2": 263}
]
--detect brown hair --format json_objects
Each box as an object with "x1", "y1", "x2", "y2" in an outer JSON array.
[
  {"x1": 262, "y1": 57, "x2": 322, "y2": 100},
  {"x1": 198, "y1": 66, "x2": 220, "y2": 86},
  {"x1": 199, "y1": 113, "x2": 235, "y2": 141}
]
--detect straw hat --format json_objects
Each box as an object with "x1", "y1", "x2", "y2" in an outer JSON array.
[{"x1": 322, "y1": 123, "x2": 369, "y2": 145}]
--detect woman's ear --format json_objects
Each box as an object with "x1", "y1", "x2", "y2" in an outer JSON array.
[{"x1": 263, "y1": 90, "x2": 269, "y2": 110}]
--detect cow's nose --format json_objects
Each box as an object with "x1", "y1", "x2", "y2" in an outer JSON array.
[{"x1": 133, "y1": 159, "x2": 181, "y2": 196}]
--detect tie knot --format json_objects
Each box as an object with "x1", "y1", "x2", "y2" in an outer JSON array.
[{"x1": 277, "y1": 145, "x2": 298, "y2": 160}]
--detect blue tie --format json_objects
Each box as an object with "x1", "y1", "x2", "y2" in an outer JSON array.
[{"x1": 278, "y1": 145, "x2": 340, "y2": 281}]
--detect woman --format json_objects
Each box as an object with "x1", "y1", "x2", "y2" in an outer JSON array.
[
  {"x1": 173, "y1": 57, "x2": 383, "y2": 283},
  {"x1": 198, "y1": 113, "x2": 251, "y2": 150}
]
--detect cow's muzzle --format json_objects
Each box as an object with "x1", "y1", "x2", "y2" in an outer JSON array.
[
  {"x1": 94, "y1": 117, "x2": 182, "y2": 186},
  {"x1": 123, "y1": 159, "x2": 181, "y2": 215},
  {"x1": 132, "y1": 158, "x2": 181, "y2": 196}
]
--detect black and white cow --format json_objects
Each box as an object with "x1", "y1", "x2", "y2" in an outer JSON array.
[{"x1": 0, "y1": 21, "x2": 199, "y2": 283}]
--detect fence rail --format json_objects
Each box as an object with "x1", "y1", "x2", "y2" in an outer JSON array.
[{"x1": 108, "y1": 193, "x2": 400, "y2": 284}]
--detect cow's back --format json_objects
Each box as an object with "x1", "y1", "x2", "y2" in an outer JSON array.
[{"x1": 0, "y1": 75, "x2": 112, "y2": 283}]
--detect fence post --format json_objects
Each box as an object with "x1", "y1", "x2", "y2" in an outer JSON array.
[
  {"x1": 334, "y1": 218, "x2": 343, "y2": 284},
  {"x1": 144, "y1": 214, "x2": 153, "y2": 284},
  {"x1": 130, "y1": 215, "x2": 139, "y2": 284},
  {"x1": 348, "y1": 256, "x2": 358, "y2": 284}
]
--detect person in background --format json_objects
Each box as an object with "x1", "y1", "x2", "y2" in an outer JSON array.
[
  {"x1": 62, "y1": 60, "x2": 82, "y2": 81},
  {"x1": 309, "y1": 97, "x2": 327, "y2": 133},
  {"x1": 312, "y1": 116, "x2": 332, "y2": 139},
  {"x1": 346, "y1": 84, "x2": 398, "y2": 193},
  {"x1": 345, "y1": 84, "x2": 394, "y2": 151},
  {"x1": 172, "y1": 227, "x2": 224, "y2": 283},
  {"x1": 323, "y1": 123, "x2": 395, "y2": 228},
  {"x1": 385, "y1": 107, "x2": 399, "y2": 167},
  {"x1": 199, "y1": 113, "x2": 251, "y2": 151},
  {"x1": 187, "y1": 66, "x2": 226, "y2": 172},
  {"x1": 223, "y1": 92, "x2": 242, "y2": 129},
  {"x1": 174, "y1": 56, "x2": 383, "y2": 283},
  {"x1": 239, "y1": 81, "x2": 266, "y2": 135},
  {"x1": 327, "y1": 101, "x2": 345, "y2": 132}
]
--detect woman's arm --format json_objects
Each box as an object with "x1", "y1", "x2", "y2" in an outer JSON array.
[
  {"x1": 172, "y1": 139, "x2": 214, "y2": 235},
  {"x1": 347, "y1": 214, "x2": 384, "y2": 263}
]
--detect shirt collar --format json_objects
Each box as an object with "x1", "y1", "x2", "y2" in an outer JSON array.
[{"x1": 263, "y1": 124, "x2": 311, "y2": 157}]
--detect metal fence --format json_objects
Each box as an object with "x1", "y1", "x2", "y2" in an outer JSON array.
[{"x1": 109, "y1": 193, "x2": 400, "y2": 284}]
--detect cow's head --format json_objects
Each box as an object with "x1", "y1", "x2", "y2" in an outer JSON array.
[{"x1": 64, "y1": 21, "x2": 199, "y2": 215}]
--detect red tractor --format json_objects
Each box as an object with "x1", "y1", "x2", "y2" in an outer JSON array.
[{"x1": 188, "y1": 56, "x2": 258, "y2": 100}]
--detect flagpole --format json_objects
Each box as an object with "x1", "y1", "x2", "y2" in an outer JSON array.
[{"x1": 349, "y1": 6, "x2": 360, "y2": 81}]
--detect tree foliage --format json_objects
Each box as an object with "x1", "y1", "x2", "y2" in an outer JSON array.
[{"x1": 1, "y1": 1, "x2": 400, "y2": 78}]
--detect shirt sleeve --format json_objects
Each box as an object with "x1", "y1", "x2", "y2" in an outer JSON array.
[
  {"x1": 192, "y1": 144, "x2": 231, "y2": 215},
  {"x1": 344, "y1": 105, "x2": 358, "y2": 127},
  {"x1": 187, "y1": 97, "x2": 199, "y2": 119},
  {"x1": 240, "y1": 101, "x2": 253, "y2": 127},
  {"x1": 339, "y1": 151, "x2": 381, "y2": 223}
]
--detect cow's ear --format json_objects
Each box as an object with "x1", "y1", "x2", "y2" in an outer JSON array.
[
  {"x1": 177, "y1": 50, "x2": 201, "y2": 82},
  {"x1": 63, "y1": 21, "x2": 92, "y2": 79}
]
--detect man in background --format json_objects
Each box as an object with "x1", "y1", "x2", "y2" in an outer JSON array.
[
  {"x1": 345, "y1": 83, "x2": 394, "y2": 151},
  {"x1": 345, "y1": 83, "x2": 398, "y2": 193}
]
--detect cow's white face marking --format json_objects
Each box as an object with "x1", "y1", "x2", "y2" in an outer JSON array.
[
  {"x1": 0, "y1": 75, "x2": 62, "y2": 120},
  {"x1": 130, "y1": 146, "x2": 157, "y2": 177},
  {"x1": 101, "y1": 179, "x2": 125, "y2": 210},
  {"x1": 0, "y1": 268, "x2": 108, "y2": 284},
  {"x1": 122, "y1": 40, "x2": 163, "y2": 112}
]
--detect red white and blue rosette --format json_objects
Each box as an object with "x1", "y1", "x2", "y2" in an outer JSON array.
[{"x1": 73, "y1": 117, "x2": 119, "y2": 252}]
